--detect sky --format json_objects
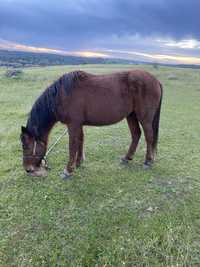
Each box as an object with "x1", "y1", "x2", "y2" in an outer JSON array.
[{"x1": 0, "y1": 0, "x2": 200, "y2": 64}]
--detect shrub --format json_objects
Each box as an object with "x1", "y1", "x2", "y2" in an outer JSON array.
[{"x1": 5, "y1": 69, "x2": 24, "y2": 79}]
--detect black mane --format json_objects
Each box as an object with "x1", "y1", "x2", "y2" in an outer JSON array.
[{"x1": 26, "y1": 71, "x2": 85, "y2": 139}]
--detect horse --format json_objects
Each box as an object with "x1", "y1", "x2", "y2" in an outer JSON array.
[{"x1": 20, "y1": 69, "x2": 163, "y2": 178}]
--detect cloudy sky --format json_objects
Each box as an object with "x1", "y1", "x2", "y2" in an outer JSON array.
[{"x1": 0, "y1": 0, "x2": 200, "y2": 64}]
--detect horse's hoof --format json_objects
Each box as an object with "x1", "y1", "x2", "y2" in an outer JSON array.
[
  {"x1": 60, "y1": 169, "x2": 72, "y2": 180},
  {"x1": 120, "y1": 157, "x2": 130, "y2": 165},
  {"x1": 60, "y1": 172, "x2": 72, "y2": 180},
  {"x1": 143, "y1": 162, "x2": 152, "y2": 170}
]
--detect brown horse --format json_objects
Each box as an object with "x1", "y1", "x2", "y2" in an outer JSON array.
[{"x1": 21, "y1": 69, "x2": 162, "y2": 178}]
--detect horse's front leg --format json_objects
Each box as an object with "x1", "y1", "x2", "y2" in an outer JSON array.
[
  {"x1": 76, "y1": 127, "x2": 85, "y2": 168},
  {"x1": 62, "y1": 124, "x2": 82, "y2": 178}
]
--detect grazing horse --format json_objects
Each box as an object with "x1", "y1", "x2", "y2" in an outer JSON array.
[{"x1": 20, "y1": 70, "x2": 163, "y2": 178}]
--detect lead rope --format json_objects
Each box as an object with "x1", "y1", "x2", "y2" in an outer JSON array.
[{"x1": 43, "y1": 128, "x2": 68, "y2": 162}]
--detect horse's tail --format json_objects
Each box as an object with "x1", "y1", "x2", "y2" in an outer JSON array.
[{"x1": 152, "y1": 82, "x2": 163, "y2": 152}]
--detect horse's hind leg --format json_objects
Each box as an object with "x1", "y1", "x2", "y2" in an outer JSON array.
[
  {"x1": 140, "y1": 120, "x2": 154, "y2": 168},
  {"x1": 122, "y1": 112, "x2": 141, "y2": 163},
  {"x1": 76, "y1": 127, "x2": 85, "y2": 168}
]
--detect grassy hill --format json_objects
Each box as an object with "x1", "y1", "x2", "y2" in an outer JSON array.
[{"x1": 0, "y1": 64, "x2": 200, "y2": 266}]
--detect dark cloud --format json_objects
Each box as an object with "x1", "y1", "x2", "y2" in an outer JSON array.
[{"x1": 0, "y1": 0, "x2": 200, "y2": 51}]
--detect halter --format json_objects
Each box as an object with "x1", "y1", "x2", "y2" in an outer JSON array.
[
  {"x1": 23, "y1": 128, "x2": 68, "y2": 165},
  {"x1": 33, "y1": 141, "x2": 37, "y2": 156},
  {"x1": 23, "y1": 140, "x2": 45, "y2": 160}
]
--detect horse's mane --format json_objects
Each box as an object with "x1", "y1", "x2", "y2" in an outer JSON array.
[{"x1": 26, "y1": 71, "x2": 86, "y2": 139}]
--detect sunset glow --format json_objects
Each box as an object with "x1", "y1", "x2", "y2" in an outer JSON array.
[
  {"x1": 105, "y1": 49, "x2": 200, "y2": 64},
  {"x1": 0, "y1": 39, "x2": 109, "y2": 58},
  {"x1": 74, "y1": 51, "x2": 109, "y2": 58},
  {"x1": 0, "y1": 40, "x2": 67, "y2": 54}
]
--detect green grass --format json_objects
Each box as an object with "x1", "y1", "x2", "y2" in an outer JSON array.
[{"x1": 0, "y1": 64, "x2": 200, "y2": 267}]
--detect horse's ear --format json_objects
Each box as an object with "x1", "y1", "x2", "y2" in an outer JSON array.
[
  {"x1": 21, "y1": 126, "x2": 27, "y2": 134},
  {"x1": 21, "y1": 126, "x2": 29, "y2": 144},
  {"x1": 21, "y1": 126, "x2": 32, "y2": 136}
]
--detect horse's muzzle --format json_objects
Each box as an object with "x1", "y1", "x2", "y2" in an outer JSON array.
[{"x1": 26, "y1": 165, "x2": 48, "y2": 177}]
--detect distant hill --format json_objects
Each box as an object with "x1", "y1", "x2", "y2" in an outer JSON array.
[
  {"x1": 0, "y1": 49, "x2": 137, "y2": 68},
  {"x1": 0, "y1": 49, "x2": 200, "y2": 69}
]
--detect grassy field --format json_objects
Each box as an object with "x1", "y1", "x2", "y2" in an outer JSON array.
[{"x1": 0, "y1": 64, "x2": 200, "y2": 266}]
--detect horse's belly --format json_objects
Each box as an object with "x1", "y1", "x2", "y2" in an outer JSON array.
[
  {"x1": 84, "y1": 114, "x2": 125, "y2": 126},
  {"x1": 84, "y1": 101, "x2": 132, "y2": 126}
]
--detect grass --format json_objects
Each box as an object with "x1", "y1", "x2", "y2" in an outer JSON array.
[{"x1": 0, "y1": 64, "x2": 200, "y2": 266}]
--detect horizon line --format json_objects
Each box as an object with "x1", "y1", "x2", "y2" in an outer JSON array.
[{"x1": 0, "y1": 39, "x2": 200, "y2": 65}]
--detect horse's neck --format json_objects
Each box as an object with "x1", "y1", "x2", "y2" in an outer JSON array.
[
  {"x1": 28, "y1": 84, "x2": 60, "y2": 143},
  {"x1": 27, "y1": 115, "x2": 57, "y2": 145},
  {"x1": 40, "y1": 120, "x2": 57, "y2": 144}
]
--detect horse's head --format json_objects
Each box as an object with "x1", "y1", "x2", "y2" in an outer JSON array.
[{"x1": 20, "y1": 126, "x2": 48, "y2": 177}]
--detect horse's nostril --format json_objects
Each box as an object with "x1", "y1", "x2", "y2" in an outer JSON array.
[{"x1": 26, "y1": 169, "x2": 33, "y2": 173}]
